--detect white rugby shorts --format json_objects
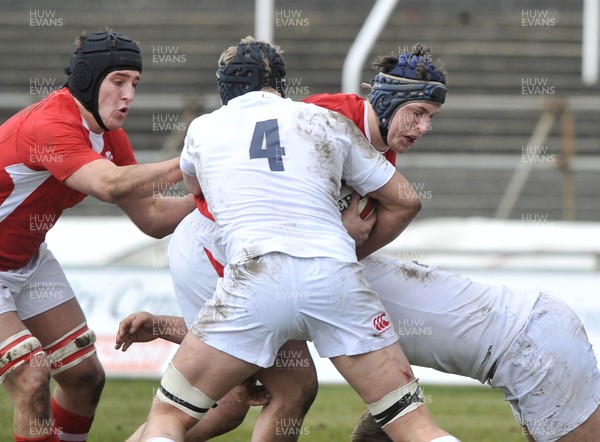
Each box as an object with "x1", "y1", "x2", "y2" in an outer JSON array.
[
  {"x1": 190, "y1": 252, "x2": 398, "y2": 368},
  {"x1": 168, "y1": 210, "x2": 221, "y2": 329},
  {"x1": 490, "y1": 294, "x2": 600, "y2": 441},
  {"x1": 0, "y1": 243, "x2": 75, "y2": 320}
]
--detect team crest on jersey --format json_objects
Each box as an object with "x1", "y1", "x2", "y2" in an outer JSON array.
[
  {"x1": 104, "y1": 151, "x2": 114, "y2": 161},
  {"x1": 373, "y1": 312, "x2": 391, "y2": 336}
]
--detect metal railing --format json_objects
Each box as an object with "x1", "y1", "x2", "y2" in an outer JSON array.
[{"x1": 493, "y1": 98, "x2": 577, "y2": 220}]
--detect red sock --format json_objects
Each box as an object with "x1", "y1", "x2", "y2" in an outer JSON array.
[
  {"x1": 51, "y1": 397, "x2": 94, "y2": 442},
  {"x1": 14, "y1": 435, "x2": 60, "y2": 442}
]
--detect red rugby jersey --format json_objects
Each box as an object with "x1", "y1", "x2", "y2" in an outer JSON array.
[
  {"x1": 0, "y1": 88, "x2": 136, "y2": 270},
  {"x1": 304, "y1": 93, "x2": 397, "y2": 165}
]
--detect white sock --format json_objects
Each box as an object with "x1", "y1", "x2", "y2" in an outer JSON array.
[{"x1": 431, "y1": 436, "x2": 461, "y2": 442}]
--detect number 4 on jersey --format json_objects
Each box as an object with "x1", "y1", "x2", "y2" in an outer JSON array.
[{"x1": 249, "y1": 119, "x2": 286, "y2": 171}]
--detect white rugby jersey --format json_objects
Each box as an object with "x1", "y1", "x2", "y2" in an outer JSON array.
[
  {"x1": 181, "y1": 92, "x2": 395, "y2": 264},
  {"x1": 362, "y1": 256, "x2": 540, "y2": 383}
]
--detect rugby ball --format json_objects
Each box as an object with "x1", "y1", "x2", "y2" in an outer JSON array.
[{"x1": 338, "y1": 185, "x2": 376, "y2": 220}]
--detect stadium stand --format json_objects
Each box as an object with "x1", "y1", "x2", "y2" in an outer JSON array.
[{"x1": 1, "y1": 0, "x2": 598, "y2": 220}]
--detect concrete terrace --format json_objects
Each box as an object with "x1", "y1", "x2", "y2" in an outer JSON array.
[{"x1": 1, "y1": 0, "x2": 598, "y2": 221}]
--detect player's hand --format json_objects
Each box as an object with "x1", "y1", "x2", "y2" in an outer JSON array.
[
  {"x1": 115, "y1": 311, "x2": 160, "y2": 352},
  {"x1": 231, "y1": 377, "x2": 272, "y2": 406},
  {"x1": 342, "y1": 192, "x2": 377, "y2": 246}
]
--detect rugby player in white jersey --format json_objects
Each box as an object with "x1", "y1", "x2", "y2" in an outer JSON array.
[
  {"x1": 136, "y1": 37, "x2": 459, "y2": 442},
  {"x1": 119, "y1": 43, "x2": 600, "y2": 441}
]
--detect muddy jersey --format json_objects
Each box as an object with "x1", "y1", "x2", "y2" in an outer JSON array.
[
  {"x1": 303, "y1": 93, "x2": 397, "y2": 165},
  {"x1": 0, "y1": 88, "x2": 136, "y2": 270},
  {"x1": 180, "y1": 91, "x2": 395, "y2": 264},
  {"x1": 193, "y1": 93, "x2": 399, "y2": 275},
  {"x1": 362, "y1": 256, "x2": 540, "y2": 383}
]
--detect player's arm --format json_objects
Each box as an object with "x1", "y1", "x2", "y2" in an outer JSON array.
[
  {"x1": 115, "y1": 311, "x2": 187, "y2": 351},
  {"x1": 356, "y1": 171, "x2": 421, "y2": 260},
  {"x1": 118, "y1": 193, "x2": 195, "y2": 238},
  {"x1": 64, "y1": 157, "x2": 183, "y2": 203}
]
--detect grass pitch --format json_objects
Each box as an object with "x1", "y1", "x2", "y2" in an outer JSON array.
[{"x1": 0, "y1": 378, "x2": 524, "y2": 441}]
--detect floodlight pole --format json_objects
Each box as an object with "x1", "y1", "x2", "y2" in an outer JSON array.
[
  {"x1": 582, "y1": 0, "x2": 599, "y2": 85},
  {"x1": 255, "y1": 0, "x2": 275, "y2": 43},
  {"x1": 342, "y1": 0, "x2": 400, "y2": 94}
]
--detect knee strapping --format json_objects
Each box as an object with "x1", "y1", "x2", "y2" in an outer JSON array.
[
  {"x1": 0, "y1": 330, "x2": 45, "y2": 383},
  {"x1": 367, "y1": 379, "x2": 425, "y2": 427},
  {"x1": 156, "y1": 362, "x2": 217, "y2": 420},
  {"x1": 43, "y1": 322, "x2": 97, "y2": 375}
]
